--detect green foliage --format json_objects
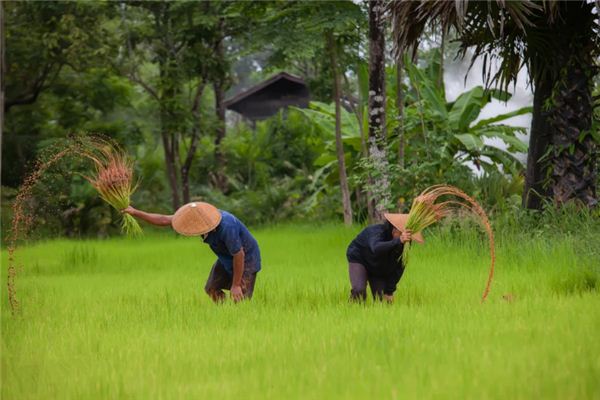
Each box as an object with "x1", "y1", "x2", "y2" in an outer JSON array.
[
  {"x1": 2, "y1": 2, "x2": 133, "y2": 188},
  {"x1": 402, "y1": 55, "x2": 531, "y2": 176},
  {"x1": 190, "y1": 110, "x2": 331, "y2": 225},
  {"x1": 2, "y1": 1, "x2": 539, "y2": 234},
  {"x1": 294, "y1": 50, "x2": 530, "y2": 215},
  {"x1": 252, "y1": 1, "x2": 366, "y2": 102}
]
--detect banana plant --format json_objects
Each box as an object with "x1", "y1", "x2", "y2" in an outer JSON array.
[
  {"x1": 404, "y1": 55, "x2": 531, "y2": 174},
  {"x1": 292, "y1": 101, "x2": 363, "y2": 169}
]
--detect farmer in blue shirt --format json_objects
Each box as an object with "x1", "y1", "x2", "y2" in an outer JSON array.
[{"x1": 123, "y1": 202, "x2": 261, "y2": 302}]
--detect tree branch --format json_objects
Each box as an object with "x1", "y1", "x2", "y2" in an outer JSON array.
[
  {"x1": 128, "y1": 73, "x2": 160, "y2": 102},
  {"x1": 5, "y1": 63, "x2": 53, "y2": 112},
  {"x1": 191, "y1": 81, "x2": 205, "y2": 113}
]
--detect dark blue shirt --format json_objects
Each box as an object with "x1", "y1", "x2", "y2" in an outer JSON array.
[{"x1": 202, "y1": 210, "x2": 261, "y2": 275}]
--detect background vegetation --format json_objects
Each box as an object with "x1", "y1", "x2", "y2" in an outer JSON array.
[{"x1": 3, "y1": 1, "x2": 597, "y2": 239}]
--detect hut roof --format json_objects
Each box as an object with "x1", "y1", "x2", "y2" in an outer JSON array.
[{"x1": 224, "y1": 72, "x2": 309, "y2": 121}]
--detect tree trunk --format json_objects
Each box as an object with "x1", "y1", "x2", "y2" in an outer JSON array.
[
  {"x1": 438, "y1": 29, "x2": 444, "y2": 89},
  {"x1": 367, "y1": 0, "x2": 390, "y2": 221},
  {"x1": 368, "y1": 0, "x2": 387, "y2": 142},
  {"x1": 343, "y1": 72, "x2": 374, "y2": 219},
  {"x1": 524, "y1": 2, "x2": 598, "y2": 209},
  {"x1": 0, "y1": 1, "x2": 4, "y2": 181},
  {"x1": 523, "y1": 76, "x2": 553, "y2": 209},
  {"x1": 180, "y1": 83, "x2": 205, "y2": 204},
  {"x1": 213, "y1": 81, "x2": 228, "y2": 192},
  {"x1": 212, "y1": 18, "x2": 228, "y2": 193},
  {"x1": 181, "y1": 133, "x2": 198, "y2": 204},
  {"x1": 396, "y1": 58, "x2": 405, "y2": 169},
  {"x1": 160, "y1": 126, "x2": 181, "y2": 211},
  {"x1": 547, "y1": 53, "x2": 597, "y2": 207},
  {"x1": 327, "y1": 31, "x2": 353, "y2": 226}
]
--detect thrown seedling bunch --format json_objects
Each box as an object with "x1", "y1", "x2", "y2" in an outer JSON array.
[
  {"x1": 404, "y1": 184, "x2": 495, "y2": 302},
  {"x1": 84, "y1": 138, "x2": 142, "y2": 236}
]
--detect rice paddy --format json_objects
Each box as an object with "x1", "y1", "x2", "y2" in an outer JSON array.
[{"x1": 2, "y1": 224, "x2": 599, "y2": 399}]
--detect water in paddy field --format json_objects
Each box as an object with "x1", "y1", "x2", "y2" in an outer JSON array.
[{"x1": 6, "y1": 135, "x2": 124, "y2": 315}]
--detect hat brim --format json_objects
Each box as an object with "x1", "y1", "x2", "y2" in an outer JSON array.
[
  {"x1": 171, "y1": 202, "x2": 222, "y2": 236},
  {"x1": 383, "y1": 213, "x2": 425, "y2": 243}
]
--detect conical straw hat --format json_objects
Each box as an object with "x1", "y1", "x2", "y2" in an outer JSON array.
[
  {"x1": 172, "y1": 202, "x2": 222, "y2": 236},
  {"x1": 383, "y1": 213, "x2": 425, "y2": 243}
]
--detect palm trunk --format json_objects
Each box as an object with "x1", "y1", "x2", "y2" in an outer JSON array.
[
  {"x1": 327, "y1": 31, "x2": 353, "y2": 226},
  {"x1": 524, "y1": 2, "x2": 598, "y2": 209},
  {"x1": 523, "y1": 75, "x2": 553, "y2": 209},
  {"x1": 0, "y1": 1, "x2": 4, "y2": 181},
  {"x1": 547, "y1": 54, "x2": 597, "y2": 206},
  {"x1": 368, "y1": 0, "x2": 390, "y2": 221},
  {"x1": 368, "y1": 0, "x2": 387, "y2": 142}
]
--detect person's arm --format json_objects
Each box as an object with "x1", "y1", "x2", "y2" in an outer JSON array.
[
  {"x1": 383, "y1": 266, "x2": 405, "y2": 303},
  {"x1": 122, "y1": 206, "x2": 173, "y2": 227},
  {"x1": 230, "y1": 248, "x2": 245, "y2": 302},
  {"x1": 382, "y1": 231, "x2": 411, "y2": 303},
  {"x1": 369, "y1": 235, "x2": 402, "y2": 256}
]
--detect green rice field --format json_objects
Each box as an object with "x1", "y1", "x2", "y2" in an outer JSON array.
[{"x1": 2, "y1": 224, "x2": 599, "y2": 399}]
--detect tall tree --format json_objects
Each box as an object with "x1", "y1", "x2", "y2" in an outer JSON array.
[
  {"x1": 368, "y1": 0, "x2": 387, "y2": 141},
  {"x1": 212, "y1": 17, "x2": 228, "y2": 192},
  {"x1": 390, "y1": 0, "x2": 599, "y2": 209},
  {"x1": 3, "y1": 2, "x2": 110, "y2": 113},
  {"x1": 252, "y1": 1, "x2": 364, "y2": 224},
  {"x1": 121, "y1": 2, "x2": 227, "y2": 209},
  {"x1": 3, "y1": 2, "x2": 115, "y2": 187},
  {"x1": 327, "y1": 31, "x2": 353, "y2": 225},
  {"x1": 0, "y1": 1, "x2": 4, "y2": 181},
  {"x1": 203, "y1": 1, "x2": 261, "y2": 192},
  {"x1": 367, "y1": 0, "x2": 391, "y2": 220},
  {"x1": 396, "y1": 59, "x2": 405, "y2": 169}
]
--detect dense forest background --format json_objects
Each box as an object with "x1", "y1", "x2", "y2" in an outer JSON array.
[{"x1": 1, "y1": 1, "x2": 598, "y2": 238}]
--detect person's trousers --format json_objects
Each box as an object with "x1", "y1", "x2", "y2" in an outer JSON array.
[
  {"x1": 204, "y1": 260, "x2": 258, "y2": 300},
  {"x1": 348, "y1": 262, "x2": 386, "y2": 301}
]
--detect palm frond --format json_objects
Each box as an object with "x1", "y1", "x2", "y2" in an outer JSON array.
[{"x1": 389, "y1": 0, "x2": 600, "y2": 92}]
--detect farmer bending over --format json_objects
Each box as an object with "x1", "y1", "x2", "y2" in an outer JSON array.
[
  {"x1": 346, "y1": 213, "x2": 422, "y2": 303},
  {"x1": 123, "y1": 202, "x2": 261, "y2": 303}
]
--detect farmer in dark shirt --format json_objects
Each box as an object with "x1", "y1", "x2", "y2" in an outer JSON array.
[
  {"x1": 346, "y1": 213, "x2": 423, "y2": 303},
  {"x1": 123, "y1": 202, "x2": 261, "y2": 303}
]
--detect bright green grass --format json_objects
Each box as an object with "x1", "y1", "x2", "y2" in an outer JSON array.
[{"x1": 2, "y1": 224, "x2": 599, "y2": 399}]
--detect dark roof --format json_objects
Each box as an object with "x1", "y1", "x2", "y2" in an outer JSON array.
[{"x1": 224, "y1": 72, "x2": 306, "y2": 108}]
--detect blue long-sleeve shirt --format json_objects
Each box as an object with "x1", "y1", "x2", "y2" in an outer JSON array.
[
  {"x1": 346, "y1": 223, "x2": 405, "y2": 294},
  {"x1": 202, "y1": 211, "x2": 261, "y2": 275}
]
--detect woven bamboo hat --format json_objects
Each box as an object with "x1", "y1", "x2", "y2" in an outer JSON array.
[
  {"x1": 171, "y1": 202, "x2": 222, "y2": 236},
  {"x1": 383, "y1": 213, "x2": 425, "y2": 243}
]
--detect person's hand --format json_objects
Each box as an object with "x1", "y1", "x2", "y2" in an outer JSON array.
[
  {"x1": 383, "y1": 294, "x2": 394, "y2": 303},
  {"x1": 230, "y1": 285, "x2": 244, "y2": 303},
  {"x1": 400, "y1": 229, "x2": 412, "y2": 243},
  {"x1": 121, "y1": 206, "x2": 136, "y2": 215}
]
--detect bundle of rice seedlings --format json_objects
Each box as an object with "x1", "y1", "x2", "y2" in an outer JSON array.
[
  {"x1": 84, "y1": 139, "x2": 142, "y2": 236},
  {"x1": 404, "y1": 184, "x2": 495, "y2": 302}
]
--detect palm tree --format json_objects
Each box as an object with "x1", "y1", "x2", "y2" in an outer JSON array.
[{"x1": 390, "y1": 0, "x2": 599, "y2": 209}]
